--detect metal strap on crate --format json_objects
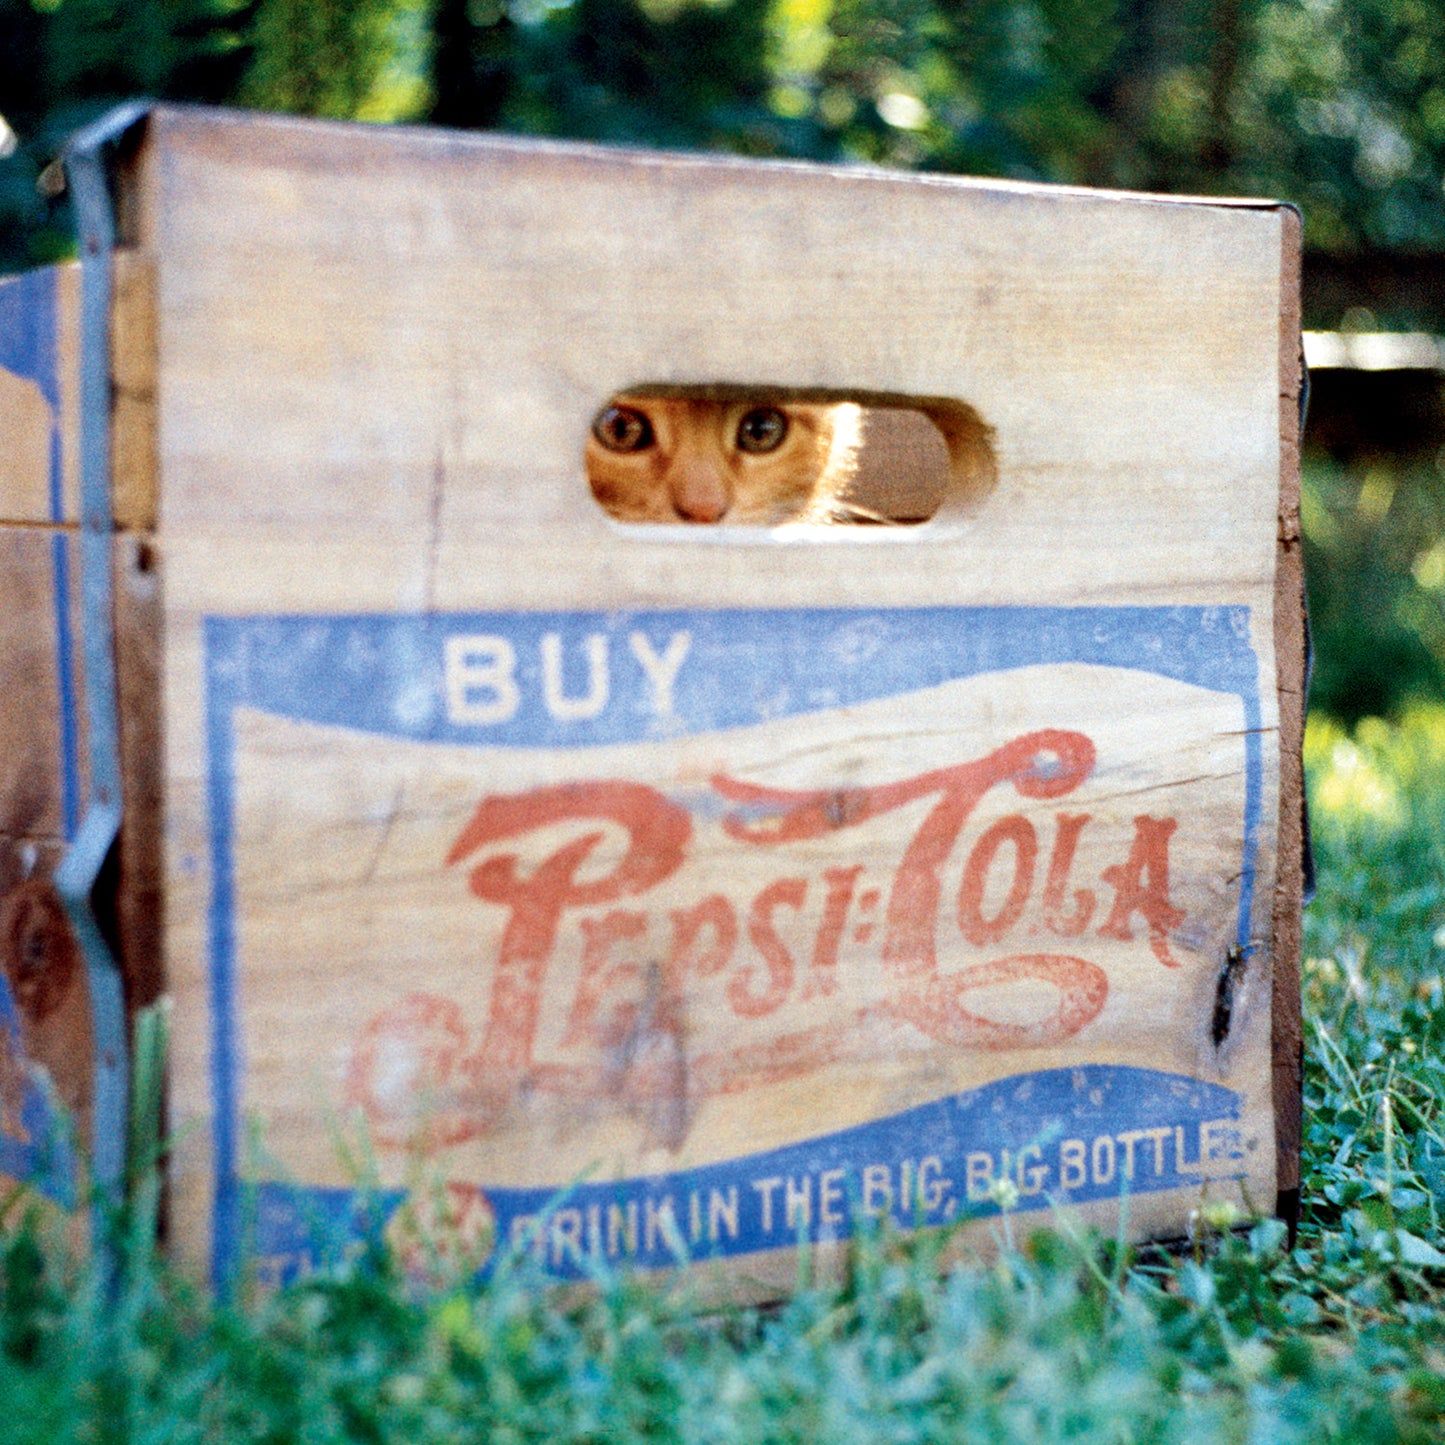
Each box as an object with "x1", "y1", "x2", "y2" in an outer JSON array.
[{"x1": 56, "y1": 101, "x2": 151, "y2": 1214}]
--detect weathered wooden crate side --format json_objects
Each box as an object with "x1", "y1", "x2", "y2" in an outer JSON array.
[
  {"x1": 0, "y1": 265, "x2": 92, "y2": 1210},
  {"x1": 0, "y1": 256, "x2": 162, "y2": 1223},
  {"x1": 124, "y1": 107, "x2": 1300, "y2": 1292}
]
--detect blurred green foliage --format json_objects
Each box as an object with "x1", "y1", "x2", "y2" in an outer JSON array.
[
  {"x1": 240, "y1": 0, "x2": 426, "y2": 119},
  {"x1": 1301, "y1": 360, "x2": 1445, "y2": 725},
  {"x1": 1303, "y1": 449, "x2": 1445, "y2": 725},
  {"x1": 2, "y1": 0, "x2": 1444, "y2": 274}
]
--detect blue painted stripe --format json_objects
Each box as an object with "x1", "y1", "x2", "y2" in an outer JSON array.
[
  {"x1": 36, "y1": 274, "x2": 81, "y2": 836},
  {"x1": 205, "y1": 618, "x2": 243, "y2": 1292},
  {"x1": 50, "y1": 532, "x2": 80, "y2": 841},
  {"x1": 204, "y1": 605, "x2": 1260, "y2": 749},
  {"x1": 232, "y1": 1064, "x2": 1244, "y2": 1285}
]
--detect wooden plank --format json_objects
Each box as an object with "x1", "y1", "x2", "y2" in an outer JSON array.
[
  {"x1": 0, "y1": 523, "x2": 160, "y2": 1217},
  {"x1": 132, "y1": 107, "x2": 1294, "y2": 1290},
  {"x1": 0, "y1": 244, "x2": 159, "y2": 1225},
  {"x1": 0, "y1": 525, "x2": 94, "y2": 1205},
  {"x1": 114, "y1": 531, "x2": 165, "y2": 1011},
  {"x1": 0, "y1": 529, "x2": 80, "y2": 849},
  {"x1": 113, "y1": 252, "x2": 159, "y2": 533},
  {"x1": 0, "y1": 265, "x2": 79, "y2": 525},
  {"x1": 0, "y1": 255, "x2": 151, "y2": 529},
  {"x1": 0, "y1": 245, "x2": 159, "y2": 1217},
  {"x1": 1272, "y1": 210, "x2": 1306, "y2": 1212},
  {"x1": 144, "y1": 112, "x2": 1281, "y2": 612}
]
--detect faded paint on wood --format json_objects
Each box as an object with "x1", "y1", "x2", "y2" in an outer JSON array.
[
  {"x1": 131, "y1": 108, "x2": 1297, "y2": 1291},
  {"x1": 0, "y1": 257, "x2": 150, "y2": 1211},
  {"x1": 0, "y1": 263, "x2": 90, "y2": 1205},
  {"x1": 0, "y1": 264, "x2": 79, "y2": 526},
  {"x1": 0, "y1": 522, "x2": 158, "y2": 1211},
  {"x1": 0, "y1": 525, "x2": 92, "y2": 1205},
  {"x1": 0, "y1": 105, "x2": 1303, "y2": 1292}
]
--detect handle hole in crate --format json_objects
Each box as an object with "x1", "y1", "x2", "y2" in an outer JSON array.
[{"x1": 585, "y1": 386, "x2": 994, "y2": 527}]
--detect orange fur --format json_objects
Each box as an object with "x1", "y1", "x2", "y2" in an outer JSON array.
[{"x1": 586, "y1": 395, "x2": 856, "y2": 525}]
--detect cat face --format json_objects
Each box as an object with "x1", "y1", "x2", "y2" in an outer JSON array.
[{"x1": 586, "y1": 394, "x2": 845, "y2": 524}]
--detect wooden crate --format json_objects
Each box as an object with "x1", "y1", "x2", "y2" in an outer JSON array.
[{"x1": 0, "y1": 104, "x2": 1304, "y2": 1291}]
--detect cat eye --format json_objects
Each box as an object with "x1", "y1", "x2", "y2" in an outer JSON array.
[
  {"x1": 735, "y1": 407, "x2": 789, "y2": 454},
  {"x1": 584, "y1": 388, "x2": 992, "y2": 526},
  {"x1": 593, "y1": 404, "x2": 655, "y2": 452}
]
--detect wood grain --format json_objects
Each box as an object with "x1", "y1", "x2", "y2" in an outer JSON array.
[
  {"x1": 0, "y1": 255, "x2": 150, "y2": 529},
  {"x1": 0, "y1": 526, "x2": 95, "y2": 1160},
  {"x1": 134, "y1": 108, "x2": 1297, "y2": 1285},
  {"x1": 143, "y1": 109, "x2": 1282, "y2": 616},
  {"x1": 0, "y1": 262, "x2": 93, "y2": 1182},
  {"x1": 115, "y1": 532, "x2": 165, "y2": 1011},
  {"x1": 5, "y1": 105, "x2": 1301, "y2": 1287},
  {"x1": 1272, "y1": 209, "x2": 1306, "y2": 1207},
  {"x1": 113, "y1": 252, "x2": 159, "y2": 532},
  {"x1": 0, "y1": 255, "x2": 157, "y2": 1199},
  {"x1": 0, "y1": 264, "x2": 78, "y2": 525}
]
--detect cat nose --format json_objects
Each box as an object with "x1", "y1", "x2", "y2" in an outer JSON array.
[{"x1": 672, "y1": 462, "x2": 731, "y2": 523}]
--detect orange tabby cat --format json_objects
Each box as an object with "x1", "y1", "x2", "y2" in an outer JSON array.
[{"x1": 586, "y1": 394, "x2": 860, "y2": 525}]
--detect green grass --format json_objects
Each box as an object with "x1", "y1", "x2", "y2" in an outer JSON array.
[{"x1": 4, "y1": 708, "x2": 1445, "y2": 1442}]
